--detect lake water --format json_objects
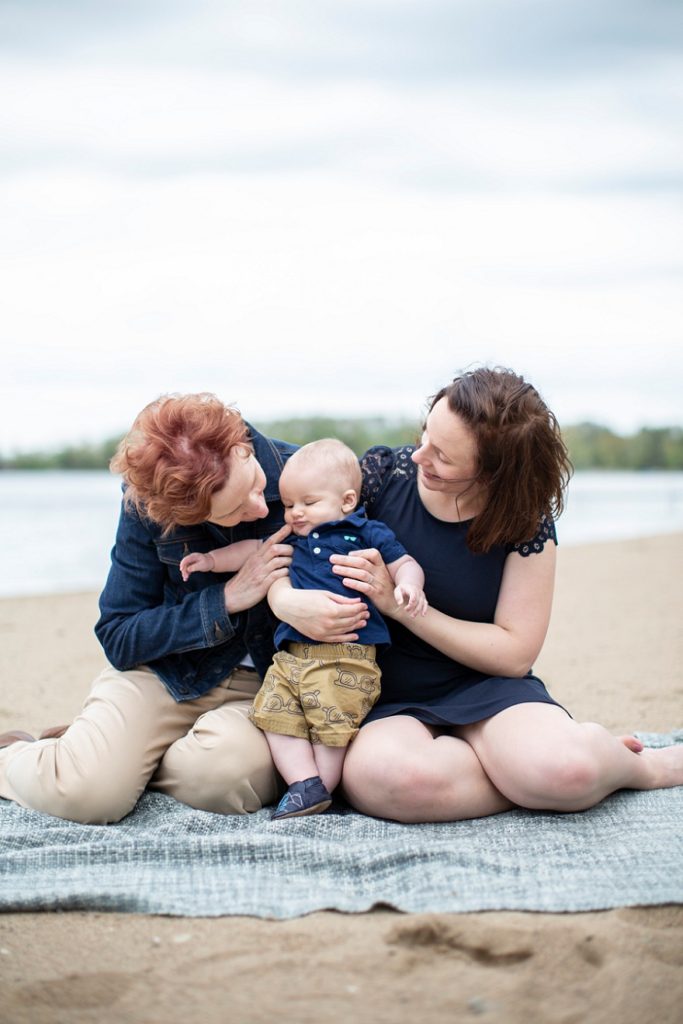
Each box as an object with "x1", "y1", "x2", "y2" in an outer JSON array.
[{"x1": 1, "y1": 469, "x2": 682, "y2": 598}]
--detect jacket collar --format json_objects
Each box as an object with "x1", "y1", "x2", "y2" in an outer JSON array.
[{"x1": 245, "y1": 422, "x2": 289, "y2": 503}]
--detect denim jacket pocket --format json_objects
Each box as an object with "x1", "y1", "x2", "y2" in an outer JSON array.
[{"x1": 154, "y1": 533, "x2": 218, "y2": 589}]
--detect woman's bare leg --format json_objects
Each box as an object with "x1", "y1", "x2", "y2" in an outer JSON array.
[
  {"x1": 342, "y1": 715, "x2": 512, "y2": 823},
  {"x1": 459, "y1": 703, "x2": 683, "y2": 812}
]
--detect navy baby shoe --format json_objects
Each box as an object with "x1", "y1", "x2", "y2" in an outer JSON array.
[{"x1": 271, "y1": 776, "x2": 332, "y2": 820}]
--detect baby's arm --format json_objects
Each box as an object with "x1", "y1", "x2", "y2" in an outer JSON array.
[
  {"x1": 180, "y1": 539, "x2": 262, "y2": 582},
  {"x1": 387, "y1": 554, "x2": 427, "y2": 618}
]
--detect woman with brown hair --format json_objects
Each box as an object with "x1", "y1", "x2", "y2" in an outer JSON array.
[{"x1": 272, "y1": 367, "x2": 683, "y2": 821}]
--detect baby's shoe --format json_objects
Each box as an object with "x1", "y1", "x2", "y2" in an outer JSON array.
[{"x1": 271, "y1": 776, "x2": 332, "y2": 820}]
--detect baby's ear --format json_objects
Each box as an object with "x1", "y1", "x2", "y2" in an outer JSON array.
[{"x1": 341, "y1": 489, "x2": 358, "y2": 513}]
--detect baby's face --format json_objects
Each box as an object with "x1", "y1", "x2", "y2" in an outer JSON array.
[{"x1": 280, "y1": 462, "x2": 356, "y2": 536}]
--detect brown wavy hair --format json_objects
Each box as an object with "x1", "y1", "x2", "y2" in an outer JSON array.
[
  {"x1": 110, "y1": 393, "x2": 249, "y2": 533},
  {"x1": 429, "y1": 368, "x2": 573, "y2": 553}
]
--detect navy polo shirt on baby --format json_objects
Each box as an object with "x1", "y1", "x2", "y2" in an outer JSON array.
[{"x1": 274, "y1": 506, "x2": 408, "y2": 649}]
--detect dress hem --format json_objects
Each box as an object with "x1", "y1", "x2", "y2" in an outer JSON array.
[{"x1": 365, "y1": 693, "x2": 570, "y2": 728}]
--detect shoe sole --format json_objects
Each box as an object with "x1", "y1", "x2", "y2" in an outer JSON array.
[{"x1": 271, "y1": 798, "x2": 332, "y2": 821}]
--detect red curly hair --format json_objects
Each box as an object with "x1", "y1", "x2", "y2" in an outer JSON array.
[
  {"x1": 110, "y1": 393, "x2": 249, "y2": 532},
  {"x1": 429, "y1": 368, "x2": 573, "y2": 553}
]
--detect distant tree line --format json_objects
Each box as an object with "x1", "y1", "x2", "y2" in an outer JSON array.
[
  {"x1": 562, "y1": 424, "x2": 683, "y2": 470},
  {"x1": 1, "y1": 420, "x2": 682, "y2": 470},
  {"x1": 251, "y1": 416, "x2": 421, "y2": 454},
  {"x1": 0, "y1": 437, "x2": 122, "y2": 471}
]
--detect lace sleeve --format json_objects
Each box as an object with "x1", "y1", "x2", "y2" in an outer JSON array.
[
  {"x1": 360, "y1": 445, "x2": 416, "y2": 514},
  {"x1": 508, "y1": 515, "x2": 558, "y2": 557},
  {"x1": 359, "y1": 446, "x2": 395, "y2": 513}
]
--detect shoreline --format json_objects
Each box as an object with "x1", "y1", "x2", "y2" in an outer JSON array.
[
  {"x1": 1, "y1": 532, "x2": 681, "y2": 1023},
  {"x1": 2, "y1": 527, "x2": 683, "y2": 603}
]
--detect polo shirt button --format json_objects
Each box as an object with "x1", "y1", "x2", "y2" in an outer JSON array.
[{"x1": 313, "y1": 547, "x2": 321, "y2": 554}]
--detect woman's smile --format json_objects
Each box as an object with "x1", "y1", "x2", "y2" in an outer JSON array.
[{"x1": 418, "y1": 465, "x2": 444, "y2": 485}]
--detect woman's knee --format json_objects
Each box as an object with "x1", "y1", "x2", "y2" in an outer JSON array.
[
  {"x1": 45, "y1": 782, "x2": 139, "y2": 825},
  {"x1": 343, "y1": 727, "x2": 450, "y2": 818},
  {"x1": 468, "y1": 710, "x2": 612, "y2": 809},
  {"x1": 493, "y1": 730, "x2": 605, "y2": 808},
  {"x1": 531, "y1": 750, "x2": 602, "y2": 803},
  {"x1": 542, "y1": 722, "x2": 614, "y2": 803},
  {"x1": 154, "y1": 707, "x2": 279, "y2": 814},
  {"x1": 6, "y1": 742, "x2": 142, "y2": 824}
]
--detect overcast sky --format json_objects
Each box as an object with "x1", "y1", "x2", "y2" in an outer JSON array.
[{"x1": 1, "y1": 0, "x2": 682, "y2": 454}]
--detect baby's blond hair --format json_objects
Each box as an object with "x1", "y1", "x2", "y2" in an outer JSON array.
[{"x1": 282, "y1": 438, "x2": 362, "y2": 496}]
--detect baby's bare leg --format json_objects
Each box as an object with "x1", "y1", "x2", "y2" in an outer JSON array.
[
  {"x1": 265, "y1": 732, "x2": 319, "y2": 784},
  {"x1": 312, "y1": 744, "x2": 347, "y2": 792}
]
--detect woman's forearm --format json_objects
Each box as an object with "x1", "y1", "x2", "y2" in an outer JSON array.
[
  {"x1": 394, "y1": 606, "x2": 538, "y2": 678},
  {"x1": 333, "y1": 542, "x2": 555, "y2": 678}
]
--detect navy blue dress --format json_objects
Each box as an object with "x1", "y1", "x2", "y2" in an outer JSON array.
[{"x1": 360, "y1": 446, "x2": 564, "y2": 726}]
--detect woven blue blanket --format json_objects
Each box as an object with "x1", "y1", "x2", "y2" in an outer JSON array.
[{"x1": 1, "y1": 732, "x2": 681, "y2": 918}]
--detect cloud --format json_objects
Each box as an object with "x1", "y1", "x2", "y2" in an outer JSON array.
[
  {"x1": 2, "y1": 1, "x2": 682, "y2": 81},
  {"x1": 2, "y1": 168, "x2": 681, "y2": 450},
  {"x1": 1, "y1": 1, "x2": 680, "y2": 194},
  {"x1": 0, "y1": 56, "x2": 681, "y2": 194},
  {"x1": 0, "y1": 1, "x2": 680, "y2": 450}
]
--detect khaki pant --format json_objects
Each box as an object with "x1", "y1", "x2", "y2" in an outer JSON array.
[{"x1": 0, "y1": 665, "x2": 280, "y2": 824}]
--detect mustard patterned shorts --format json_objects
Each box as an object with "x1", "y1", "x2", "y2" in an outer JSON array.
[{"x1": 250, "y1": 642, "x2": 381, "y2": 748}]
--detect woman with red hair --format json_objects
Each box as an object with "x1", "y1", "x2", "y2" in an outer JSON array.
[{"x1": 0, "y1": 394, "x2": 366, "y2": 823}]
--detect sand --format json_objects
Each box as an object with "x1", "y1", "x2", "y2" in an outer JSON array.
[{"x1": 0, "y1": 533, "x2": 681, "y2": 1024}]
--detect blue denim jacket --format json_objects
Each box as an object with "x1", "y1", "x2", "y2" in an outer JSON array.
[{"x1": 95, "y1": 427, "x2": 297, "y2": 701}]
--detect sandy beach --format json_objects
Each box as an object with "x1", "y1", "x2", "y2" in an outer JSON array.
[{"x1": 1, "y1": 533, "x2": 681, "y2": 1024}]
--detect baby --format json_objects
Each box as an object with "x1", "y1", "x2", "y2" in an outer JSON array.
[{"x1": 180, "y1": 439, "x2": 426, "y2": 819}]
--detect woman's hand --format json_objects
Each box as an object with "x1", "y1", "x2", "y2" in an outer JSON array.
[
  {"x1": 329, "y1": 548, "x2": 398, "y2": 616},
  {"x1": 269, "y1": 581, "x2": 370, "y2": 643},
  {"x1": 223, "y1": 525, "x2": 293, "y2": 614}
]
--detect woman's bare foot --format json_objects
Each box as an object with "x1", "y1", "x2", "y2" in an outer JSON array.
[{"x1": 635, "y1": 746, "x2": 683, "y2": 790}]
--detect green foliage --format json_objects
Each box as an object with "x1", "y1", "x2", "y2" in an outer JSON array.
[
  {"x1": 251, "y1": 416, "x2": 421, "y2": 456},
  {"x1": 562, "y1": 424, "x2": 683, "y2": 470},
  {"x1": 0, "y1": 436, "x2": 122, "y2": 471},
  {"x1": 2, "y1": 421, "x2": 683, "y2": 470}
]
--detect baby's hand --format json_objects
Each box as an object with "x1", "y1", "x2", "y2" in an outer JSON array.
[
  {"x1": 179, "y1": 551, "x2": 215, "y2": 582},
  {"x1": 394, "y1": 583, "x2": 428, "y2": 618}
]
